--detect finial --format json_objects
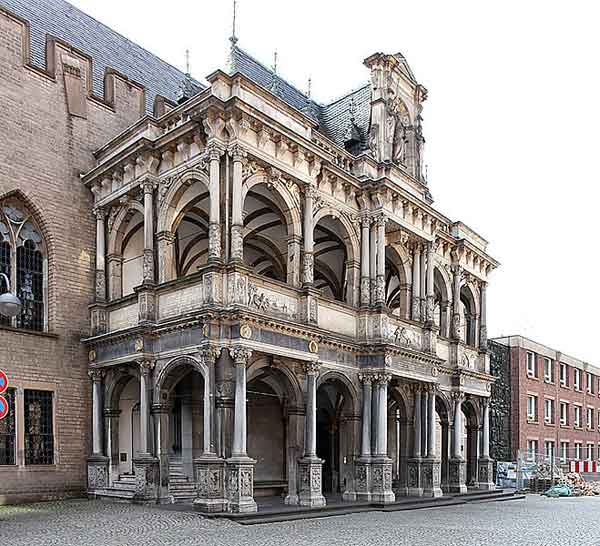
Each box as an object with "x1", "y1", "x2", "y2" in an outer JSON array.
[
  {"x1": 230, "y1": 0, "x2": 238, "y2": 45},
  {"x1": 307, "y1": 76, "x2": 312, "y2": 98},
  {"x1": 185, "y1": 49, "x2": 190, "y2": 76},
  {"x1": 272, "y1": 50, "x2": 278, "y2": 74},
  {"x1": 349, "y1": 94, "x2": 356, "y2": 122}
]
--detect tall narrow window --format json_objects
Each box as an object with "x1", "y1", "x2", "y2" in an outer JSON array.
[
  {"x1": 24, "y1": 389, "x2": 54, "y2": 465},
  {"x1": 0, "y1": 200, "x2": 46, "y2": 331},
  {"x1": 574, "y1": 369, "x2": 581, "y2": 391},
  {"x1": 560, "y1": 363, "x2": 568, "y2": 386},
  {"x1": 526, "y1": 352, "x2": 536, "y2": 377},
  {"x1": 544, "y1": 358, "x2": 553, "y2": 382},
  {"x1": 0, "y1": 388, "x2": 16, "y2": 465}
]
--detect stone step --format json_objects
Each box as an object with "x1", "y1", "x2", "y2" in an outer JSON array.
[
  {"x1": 95, "y1": 488, "x2": 135, "y2": 501},
  {"x1": 111, "y1": 481, "x2": 136, "y2": 492}
]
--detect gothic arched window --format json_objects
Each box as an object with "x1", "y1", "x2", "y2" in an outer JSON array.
[{"x1": 0, "y1": 200, "x2": 46, "y2": 331}]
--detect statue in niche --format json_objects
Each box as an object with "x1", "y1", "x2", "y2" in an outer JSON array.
[{"x1": 387, "y1": 97, "x2": 411, "y2": 165}]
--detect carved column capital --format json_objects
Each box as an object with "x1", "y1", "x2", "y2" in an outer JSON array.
[
  {"x1": 374, "y1": 212, "x2": 388, "y2": 228},
  {"x1": 303, "y1": 360, "x2": 321, "y2": 376},
  {"x1": 138, "y1": 359, "x2": 156, "y2": 374},
  {"x1": 358, "y1": 371, "x2": 375, "y2": 384},
  {"x1": 88, "y1": 369, "x2": 104, "y2": 382},
  {"x1": 199, "y1": 345, "x2": 221, "y2": 366},
  {"x1": 93, "y1": 207, "x2": 107, "y2": 221},
  {"x1": 374, "y1": 372, "x2": 393, "y2": 385},
  {"x1": 230, "y1": 346, "x2": 252, "y2": 366},
  {"x1": 206, "y1": 140, "x2": 227, "y2": 161},
  {"x1": 142, "y1": 179, "x2": 157, "y2": 195},
  {"x1": 227, "y1": 142, "x2": 247, "y2": 163}
]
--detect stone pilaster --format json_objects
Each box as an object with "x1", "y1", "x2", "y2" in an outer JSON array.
[{"x1": 371, "y1": 372, "x2": 395, "y2": 504}]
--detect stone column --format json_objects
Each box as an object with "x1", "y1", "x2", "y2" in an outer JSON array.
[
  {"x1": 370, "y1": 221, "x2": 377, "y2": 306},
  {"x1": 142, "y1": 180, "x2": 155, "y2": 285},
  {"x1": 194, "y1": 347, "x2": 227, "y2": 512},
  {"x1": 448, "y1": 393, "x2": 467, "y2": 493},
  {"x1": 303, "y1": 185, "x2": 315, "y2": 286},
  {"x1": 374, "y1": 214, "x2": 387, "y2": 307},
  {"x1": 226, "y1": 347, "x2": 257, "y2": 513},
  {"x1": 152, "y1": 401, "x2": 171, "y2": 502},
  {"x1": 298, "y1": 361, "x2": 326, "y2": 507},
  {"x1": 355, "y1": 373, "x2": 373, "y2": 501},
  {"x1": 451, "y1": 264, "x2": 462, "y2": 340},
  {"x1": 133, "y1": 359, "x2": 159, "y2": 502},
  {"x1": 229, "y1": 144, "x2": 247, "y2": 262},
  {"x1": 371, "y1": 373, "x2": 394, "y2": 503},
  {"x1": 87, "y1": 369, "x2": 109, "y2": 493},
  {"x1": 411, "y1": 244, "x2": 421, "y2": 321},
  {"x1": 156, "y1": 231, "x2": 175, "y2": 284},
  {"x1": 425, "y1": 243, "x2": 435, "y2": 325},
  {"x1": 479, "y1": 282, "x2": 488, "y2": 352},
  {"x1": 94, "y1": 208, "x2": 106, "y2": 302},
  {"x1": 408, "y1": 386, "x2": 423, "y2": 496},
  {"x1": 420, "y1": 244, "x2": 427, "y2": 320},
  {"x1": 360, "y1": 216, "x2": 371, "y2": 307},
  {"x1": 421, "y1": 389, "x2": 428, "y2": 458},
  {"x1": 206, "y1": 142, "x2": 224, "y2": 262},
  {"x1": 477, "y1": 397, "x2": 495, "y2": 490},
  {"x1": 422, "y1": 386, "x2": 442, "y2": 497}
]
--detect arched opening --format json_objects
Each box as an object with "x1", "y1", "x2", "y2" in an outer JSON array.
[
  {"x1": 385, "y1": 246, "x2": 410, "y2": 318},
  {"x1": 242, "y1": 184, "x2": 288, "y2": 282},
  {"x1": 121, "y1": 212, "x2": 144, "y2": 296},
  {"x1": 435, "y1": 393, "x2": 452, "y2": 493},
  {"x1": 114, "y1": 375, "x2": 140, "y2": 476},
  {"x1": 0, "y1": 198, "x2": 47, "y2": 331},
  {"x1": 433, "y1": 267, "x2": 451, "y2": 338},
  {"x1": 173, "y1": 187, "x2": 210, "y2": 277},
  {"x1": 247, "y1": 365, "x2": 295, "y2": 497},
  {"x1": 388, "y1": 385, "x2": 410, "y2": 494},
  {"x1": 314, "y1": 215, "x2": 355, "y2": 304},
  {"x1": 316, "y1": 374, "x2": 357, "y2": 496},
  {"x1": 459, "y1": 285, "x2": 478, "y2": 347},
  {"x1": 461, "y1": 400, "x2": 480, "y2": 487}
]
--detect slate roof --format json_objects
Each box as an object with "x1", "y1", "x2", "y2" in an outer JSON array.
[
  {"x1": 0, "y1": 0, "x2": 202, "y2": 112},
  {"x1": 230, "y1": 46, "x2": 371, "y2": 152}
]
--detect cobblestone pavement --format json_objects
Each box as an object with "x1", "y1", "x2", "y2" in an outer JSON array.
[{"x1": 1, "y1": 496, "x2": 600, "y2": 546}]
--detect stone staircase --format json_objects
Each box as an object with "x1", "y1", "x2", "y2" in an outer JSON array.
[
  {"x1": 167, "y1": 459, "x2": 197, "y2": 504},
  {"x1": 97, "y1": 473, "x2": 136, "y2": 501}
]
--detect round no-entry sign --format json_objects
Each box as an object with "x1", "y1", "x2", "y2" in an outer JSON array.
[
  {"x1": 0, "y1": 395, "x2": 8, "y2": 420},
  {"x1": 0, "y1": 370, "x2": 7, "y2": 394}
]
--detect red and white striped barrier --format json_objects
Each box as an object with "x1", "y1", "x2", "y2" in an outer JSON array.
[{"x1": 570, "y1": 460, "x2": 598, "y2": 473}]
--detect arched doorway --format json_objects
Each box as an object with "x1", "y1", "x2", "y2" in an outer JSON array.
[
  {"x1": 461, "y1": 399, "x2": 480, "y2": 487},
  {"x1": 385, "y1": 246, "x2": 410, "y2": 319},
  {"x1": 435, "y1": 392, "x2": 452, "y2": 493},
  {"x1": 316, "y1": 374, "x2": 358, "y2": 497},
  {"x1": 388, "y1": 385, "x2": 410, "y2": 495}
]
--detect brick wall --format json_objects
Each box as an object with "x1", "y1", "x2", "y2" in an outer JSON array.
[{"x1": 0, "y1": 8, "x2": 144, "y2": 504}]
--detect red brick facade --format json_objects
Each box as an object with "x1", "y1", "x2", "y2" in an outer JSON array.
[
  {"x1": 0, "y1": 6, "x2": 145, "y2": 503},
  {"x1": 495, "y1": 336, "x2": 600, "y2": 463}
]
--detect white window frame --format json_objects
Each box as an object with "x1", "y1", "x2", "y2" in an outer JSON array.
[
  {"x1": 587, "y1": 443, "x2": 594, "y2": 461},
  {"x1": 544, "y1": 440, "x2": 555, "y2": 461},
  {"x1": 575, "y1": 443, "x2": 582, "y2": 460},
  {"x1": 560, "y1": 441, "x2": 569, "y2": 462},
  {"x1": 544, "y1": 358, "x2": 552, "y2": 383},
  {"x1": 588, "y1": 372, "x2": 594, "y2": 394},
  {"x1": 560, "y1": 402, "x2": 568, "y2": 426},
  {"x1": 560, "y1": 363, "x2": 567, "y2": 386},
  {"x1": 574, "y1": 369, "x2": 581, "y2": 391},
  {"x1": 527, "y1": 439, "x2": 538, "y2": 461},
  {"x1": 527, "y1": 395, "x2": 537, "y2": 421},
  {"x1": 544, "y1": 399, "x2": 553, "y2": 424},
  {"x1": 527, "y1": 352, "x2": 536, "y2": 377},
  {"x1": 574, "y1": 405, "x2": 582, "y2": 428},
  {"x1": 588, "y1": 407, "x2": 594, "y2": 430}
]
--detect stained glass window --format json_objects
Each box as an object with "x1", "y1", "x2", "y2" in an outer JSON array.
[
  {"x1": 24, "y1": 389, "x2": 54, "y2": 465},
  {"x1": 0, "y1": 388, "x2": 16, "y2": 465},
  {"x1": 0, "y1": 201, "x2": 45, "y2": 331}
]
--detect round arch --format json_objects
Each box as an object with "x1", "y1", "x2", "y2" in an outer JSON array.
[{"x1": 107, "y1": 201, "x2": 144, "y2": 256}]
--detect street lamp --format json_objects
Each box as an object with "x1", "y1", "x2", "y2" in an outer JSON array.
[{"x1": 0, "y1": 272, "x2": 21, "y2": 317}]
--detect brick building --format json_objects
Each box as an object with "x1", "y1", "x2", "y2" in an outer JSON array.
[
  {"x1": 492, "y1": 335, "x2": 600, "y2": 464},
  {"x1": 0, "y1": 0, "x2": 197, "y2": 504},
  {"x1": 0, "y1": 0, "x2": 499, "y2": 510}
]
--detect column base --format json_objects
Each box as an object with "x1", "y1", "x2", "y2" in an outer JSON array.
[
  {"x1": 447, "y1": 457, "x2": 467, "y2": 494},
  {"x1": 407, "y1": 458, "x2": 423, "y2": 497},
  {"x1": 87, "y1": 455, "x2": 110, "y2": 493},
  {"x1": 226, "y1": 456, "x2": 257, "y2": 513},
  {"x1": 298, "y1": 457, "x2": 326, "y2": 507},
  {"x1": 133, "y1": 455, "x2": 160, "y2": 502},
  {"x1": 354, "y1": 459, "x2": 372, "y2": 502},
  {"x1": 193, "y1": 455, "x2": 228, "y2": 513},
  {"x1": 477, "y1": 457, "x2": 496, "y2": 490},
  {"x1": 421, "y1": 458, "x2": 443, "y2": 498},
  {"x1": 371, "y1": 457, "x2": 395, "y2": 504}
]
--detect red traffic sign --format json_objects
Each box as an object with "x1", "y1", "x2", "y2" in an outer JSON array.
[
  {"x1": 0, "y1": 370, "x2": 7, "y2": 394},
  {"x1": 0, "y1": 395, "x2": 8, "y2": 420}
]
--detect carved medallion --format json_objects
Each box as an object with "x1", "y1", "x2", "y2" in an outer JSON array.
[
  {"x1": 240, "y1": 324, "x2": 252, "y2": 339},
  {"x1": 308, "y1": 340, "x2": 319, "y2": 354},
  {"x1": 134, "y1": 337, "x2": 144, "y2": 352},
  {"x1": 88, "y1": 349, "x2": 96, "y2": 363}
]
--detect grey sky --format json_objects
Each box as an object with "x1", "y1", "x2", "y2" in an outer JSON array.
[{"x1": 70, "y1": 0, "x2": 600, "y2": 363}]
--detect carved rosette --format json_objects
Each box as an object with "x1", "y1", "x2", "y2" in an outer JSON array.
[{"x1": 208, "y1": 223, "x2": 222, "y2": 260}]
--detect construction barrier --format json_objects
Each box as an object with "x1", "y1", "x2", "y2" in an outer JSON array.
[{"x1": 570, "y1": 460, "x2": 598, "y2": 473}]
